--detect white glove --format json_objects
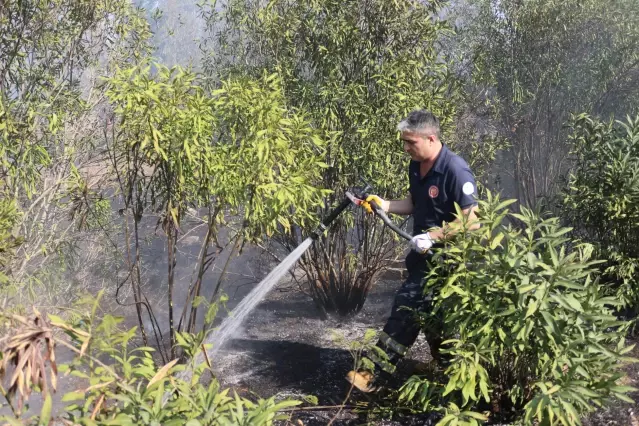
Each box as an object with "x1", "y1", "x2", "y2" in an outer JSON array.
[{"x1": 410, "y1": 233, "x2": 434, "y2": 254}]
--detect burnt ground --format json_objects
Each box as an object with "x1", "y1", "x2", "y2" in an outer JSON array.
[
  {"x1": 212, "y1": 277, "x2": 440, "y2": 425},
  {"x1": 212, "y1": 277, "x2": 639, "y2": 426}
]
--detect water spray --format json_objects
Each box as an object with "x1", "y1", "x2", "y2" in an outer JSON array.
[{"x1": 176, "y1": 180, "x2": 411, "y2": 386}]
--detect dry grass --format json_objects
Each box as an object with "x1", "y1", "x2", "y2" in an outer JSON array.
[{"x1": 0, "y1": 309, "x2": 57, "y2": 414}]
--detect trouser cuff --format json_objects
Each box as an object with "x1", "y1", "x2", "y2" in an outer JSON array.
[{"x1": 365, "y1": 332, "x2": 410, "y2": 374}]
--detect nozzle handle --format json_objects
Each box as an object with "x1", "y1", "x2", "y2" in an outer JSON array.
[{"x1": 358, "y1": 179, "x2": 412, "y2": 241}]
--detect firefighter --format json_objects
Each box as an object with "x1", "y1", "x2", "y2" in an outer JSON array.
[{"x1": 347, "y1": 110, "x2": 480, "y2": 392}]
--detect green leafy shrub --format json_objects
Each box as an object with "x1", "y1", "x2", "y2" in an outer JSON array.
[
  {"x1": 394, "y1": 191, "x2": 636, "y2": 425},
  {"x1": 561, "y1": 113, "x2": 639, "y2": 318},
  {"x1": 0, "y1": 292, "x2": 300, "y2": 425},
  {"x1": 103, "y1": 61, "x2": 328, "y2": 355}
]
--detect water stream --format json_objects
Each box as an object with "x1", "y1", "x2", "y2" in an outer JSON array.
[{"x1": 184, "y1": 237, "x2": 315, "y2": 374}]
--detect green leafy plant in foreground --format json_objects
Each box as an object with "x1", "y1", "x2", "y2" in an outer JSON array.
[
  {"x1": 394, "y1": 191, "x2": 636, "y2": 425},
  {"x1": 0, "y1": 292, "x2": 300, "y2": 425}
]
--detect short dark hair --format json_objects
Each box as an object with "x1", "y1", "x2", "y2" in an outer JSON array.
[{"x1": 397, "y1": 110, "x2": 440, "y2": 137}]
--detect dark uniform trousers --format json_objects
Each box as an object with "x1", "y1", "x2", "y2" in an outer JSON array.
[{"x1": 366, "y1": 250, "x2": 446, "y2": 375}]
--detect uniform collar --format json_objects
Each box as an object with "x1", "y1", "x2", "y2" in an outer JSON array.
[{"x1": 429, "y1": 143, "x2": 448, "y2": 175}]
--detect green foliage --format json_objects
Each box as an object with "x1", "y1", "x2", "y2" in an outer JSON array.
[
  {"x1": 0, "y1": 0, "x2": 152, "y2": 308},
  {"x1": 394, "y1": 192, "x2": 636, "y2": 425},
  {"x1": 207, "y1": 0, "x2": 467, "y2": 200},
  {"x1": 455, "y1": 0, "x2": 639, "y2": 205},
  {"x1": 105, "y1": 61, "x2": 327, "y2": 351},
  {"x1": 106, "y1": 61, "x2": 327, "y2": 241},
  {"x1": 0, "y1": 0, "x2": 151, "y2": 199},
  {"x1": 0, "y1": 293, "x2": 300, "y2": 425},
  {"x1": 561, "y1": 113, "x2": 639, "y2": 316},
  {"x1": 0, "y1": 94, "x2": 51, "y2": 199},
  {"x1": 210, "y1": 72, "x2": 330, "y2": 238}
]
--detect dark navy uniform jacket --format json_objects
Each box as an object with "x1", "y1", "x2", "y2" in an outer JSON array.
[{"x1": 408, "y1": 144, "x2": 477, "y2": 236}]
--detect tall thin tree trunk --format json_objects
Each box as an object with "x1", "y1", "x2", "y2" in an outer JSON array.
[
  {"x1": 167, "y1": 220, "x2": 177, "y2": 358},
  {"x1": 187, "y1": 215, "x2": 214, "y2": 333},
  {"x1": 203, "y1": 235, "x2": 241, "y2": 330},
  {"x1": 126, "y1": 210, "x2": 149, "y2": 346},
  {"x1": 514, "y1": 152, "x2": 522, "y2": 212}
]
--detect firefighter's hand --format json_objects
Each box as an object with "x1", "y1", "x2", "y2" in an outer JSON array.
[
  {"x1": 410, "y1": 233, "x2": 434, "y2": 254},
  {"x1": 361, "y1": 195, "x2": 387, "y2": 214}
]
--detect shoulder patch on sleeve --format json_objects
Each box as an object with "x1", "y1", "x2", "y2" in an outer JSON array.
[{"x1": 462, "y1": 182, "x2": 475, "y2": 195}]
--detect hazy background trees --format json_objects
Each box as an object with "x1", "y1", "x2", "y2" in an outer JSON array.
[
  {"x1": 451, "y1": 0, "x2": 639, "y2": 207},
  {"x1": 0, "y1": 0, "x2": 152, "y2": 311}
]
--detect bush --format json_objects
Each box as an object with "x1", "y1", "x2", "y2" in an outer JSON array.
[
  {"x1": 561, "y1": 113, "x2": 639, "y2": 318},
  {"x1": 393, "y1": 191, "x2": 636, "y2": 425},
  {"x1": 0, "y1": 292, "x2": 300, "y2": 425}
]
